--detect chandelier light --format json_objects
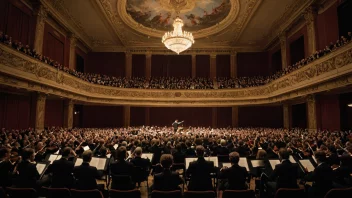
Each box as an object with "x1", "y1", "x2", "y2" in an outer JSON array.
[{"x1": 162, "y1": 17, "x2": 194, "y2": 54}]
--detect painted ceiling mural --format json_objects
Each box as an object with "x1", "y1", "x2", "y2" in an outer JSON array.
[{"x1": 126, "y1": 0, "x2": 231, "y2": 31}]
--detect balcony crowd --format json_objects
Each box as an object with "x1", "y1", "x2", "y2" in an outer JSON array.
[
  {"x1": 1, "y1": 31, "x2": 351, "y2": 90},
  {"x1": 0, "y1": 126, "x2": 351, "y2": 197}
]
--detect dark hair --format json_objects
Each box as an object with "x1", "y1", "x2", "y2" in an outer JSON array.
[
  {"x1": 278, "y1": 148, "x2": 289, "y2": 160},
  {"x1": 82, "y1": 150, "x2": 93, "y2": 162},
  {"x1": 160, "y1": 154, "x2": 173, "y2": 168},
  {"x1": 315, "y1": 150, "x2": 327, "y2": 162},
  {"x1": 196, "y1": 145, "x2": 205, "y2": 156},
  {"x1": 229, "y1": 152, "x2": 240, "y2": 164},
  {"x1": 99, "y1": 147, "x2": 107, "y2": 156},
  {"x1": 0, "y1": 147, "x2": 9, "y2": 159},
  {"x1": 62, "y1": 147, "x2": 71, "y2": 157},
  {"x1": 116, "y1": 146, "x2": 127, "y2": 161},
  {"x1": 22, "y1": 148, "x2": 35, "y2": 161}
]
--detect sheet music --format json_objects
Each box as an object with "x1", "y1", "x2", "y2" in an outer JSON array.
[
  {"x1": 83, "y1": 146, "x2": 90, "y2": 151},
  {"x1": 54, "y1": 149, "x2": 60, "y2": 154},
  {"x1": 207, "y1": 156, "x2": 219, "y2": 167},
  {"x1": 142, "y1": 153, "x2": 153, "y2": 162},
  {"x1": 251, "y1": 160, "x2": 265, "y2": 167},
  {"x1": 269, "y1": 160, "x2": 281, "y2": 170},
  {"x1": 96, "y1": 158, "x2": 107, "y2": 170},
  {"x1": 106, "y1": 154, "x2": 111, "y2": 158},
  {"x1": 113, "y1": 144, "x2": 118, "y2": 150},
  {"x1": 185, "y1": 158, "x2": 197, "y2": 169},
  {"x1": 222, "y1": 163, "x2": 232, "y2": 168},
  {"x1": 289, "y1": 155, "x2": 296, "y2": 163},
  {"x1": 299, "y1": 159, "x2": 315, "y2": 172},
  {"x1": 89, "y1": 157, "x2": 99, "y2": 168},
  {"x1": 36, "y1": 163, "x2": 46, "y2": 175},
  {"x1": 48, "y1": 155, "x2": 57, "y2": 164},
  {"x1": 75, "y1": 158, "x2": 83, "y2": 166},
  {"x1": 239, "y1": 157, "x2": 249, "y2": 171}
]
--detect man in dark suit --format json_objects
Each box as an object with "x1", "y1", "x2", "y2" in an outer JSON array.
[
  {"x1": 0, "y1": 147, "x2": 14, "y2": 188},
  {"x1": 73, "y1": 150, "x2": 100, "y2": 190},
  {"x1": 305, "y1": 151, "x2": 334, "y2": 198},
  {"x1": 130, "y1": 147, "x2": 151, "y2": 170},
  {"x1": 268, "y1": 148, "x2": 299, "y2": 192},
  {"x1": 219, "y1": 152, "x2": 249, "y2": 190},
  {"x1": 48, "y1": 147, "x2": 74, "y2": 188},
  {"x1": 172, "y1": 119, "x2": 184, "y2": 132},
  {"x1": 172, "y1": 143, "x2": 186, "y2": 164},
  {"x1": 153, "y1": 154, "x2": 183, "y2": 191},
  {"x1": 186, "y1": 145, "x2": 215, "y2": 191},
  {"x1": 217, "y1": 139, "x2": 230, "y2": 156},
  {"x1": 110, "y1": 146, "x2": 135, "y2": 190},
  {"x1": 16, "y1": 148, "x2": 40, "y2": 188},
  {"x1": 149, "y1": 139, "x2": 163, "y2": 165}
]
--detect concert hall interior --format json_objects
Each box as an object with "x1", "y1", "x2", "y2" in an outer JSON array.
[{"x1": 1, "y1": 0, "x2": 352, "y2": 198}]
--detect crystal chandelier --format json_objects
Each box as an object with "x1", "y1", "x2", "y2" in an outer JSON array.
[{"x1": 162, "y1": 17, "x2": 194, "y2": 54}]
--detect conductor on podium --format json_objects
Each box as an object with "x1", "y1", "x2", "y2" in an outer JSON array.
[{"x1": 172, "y1": 119, "x2": 184, "y2": 132}]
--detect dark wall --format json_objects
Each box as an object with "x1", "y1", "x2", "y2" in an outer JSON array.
[
  {"x1": 338, "y1": 0, "x2": 352, "y2": 37},
  {"x1": 131, "y1": 107, "x2": 146, "y2": 127},
  {"x1": 86, "y1": 52, "x2": 125, "y2": 76},
  {"x1": 317, "y1": 2, "x2": 339, "y2": 49},
  {"x1": 237, "y1": 52, "x2": 270, "y2": 77},
  {"x1": 316, "y1": 95, "x2": 340, "y2": 131},
  {"x1": 0, "y1": 92, "x2": 32, "y2": 129},
  {"x1": 287, "y1": 25, "x2": 308, "y2": 65},
  {"x1": 75, "y1": 48, "x2": 87, "y2": 72},
  {"x1": 45, "y1": 99, "x2": 64, "y2": 127},
  {"x1": 340, "y1": 92, "x2": 352, "y2": 131},
  {"x1": 132, "y1": 54, "x2": 146, "y2": 77},
  {"x1": 196, "y1": 55, "x2": 210, "y2": 77},
  {"x1": 238, "y1": 106, "x2": 283, "y2": 128},
  {"x1": 292, "y1": 103, "x2": 307, "y2": 128},
  {"x1": 82, "y1": 106, "x2": 123, "y2": 128},
  {"x1": 151, "y1": 55, "x2": 192, "y2": 77},
  {"x1": 289, "y1": 36, "x2": 305, "y2": 65},
  {"x1": 216, "y1": 55, "x2": 230, "y2": 77},
  {"x1": 0, "y1": 0, "x2": 35, "y2": 46},
  {"x1": 217, "y1": 107, "x2": 232, "y2": 128},
  {"x1": 270, "y1": 49, "x2": 282, "y2": 74},
  {"x1": 43, "y1": 23, "x2": 66, "y2": 65}
]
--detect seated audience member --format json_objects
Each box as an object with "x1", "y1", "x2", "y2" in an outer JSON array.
[
  {"x1": 185, "y1": 140, "x2": 196, "y2": 157},
  {"x1": 217, "y1": 139, "x2": 230, "y2": 156},
  {"x1": 130, "y1": 147, "x2": 151, "y2": 170},
  {"x1": 73, "y1": 150, "x2": 100, "y2": 190},
  {"x1": 0, "y1": 147, "x2": 14, "y2": 188},
  {"x1": 16, "y1": 148, "x2": 40, "y2": 188},
  {"x1": 219, "y1": 152, "x2": 249, "y2": 190},
  {"x1": 267, "y1": 148, "x2": 299, "y2": 193},
  {"x1": 172, "y1": 143, "x2": 186, "y2": 164},
  {"x1": 110, "y1": 146, "x2": 135, "y2": 190},
  {"x1": 153, "y1": 154, "x2": 183, "y2": 191},
  {"x1": 149, "y1": 139, "x2": 163, "y2": 165},
  {"x1": 186, "y1": 145, "x2": 215, "y2": 191},
  {"x1": 305, "y1": 150, "x2": 334, "y2": 198},
  {"x1": 48, "y1": 147, "x2": 75, "y2": 188}
]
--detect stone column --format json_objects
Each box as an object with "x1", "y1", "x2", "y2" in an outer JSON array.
[
  {"x1": 145, "y1": 52, "x2": 152, "y2": 79},
  {"x1": 63, "y1": 100, "x2": 74, "y2": 129},
  {"x1": 68, "y1": 34, "x2": 77, "y2": 70},
  {"x1": 35, "y1": 93, "x2": 46, "y2": 131},
  {"x1": 125, "y1": 51, "x2": 132, "y2": 78},
  {"x1": 232, "y1": 106, "x2": 239, "y2": 128},
  {"x1": 304, "y1": 7, "x2": 318, "y2": 55},
  {"x1": 191, "y1": 54, "x2": 196, "y2": 78},
  {"x1": 33, "y1": 5, "x2": 47, "y2": 54},
  {"x1": 210, "y1": 53, "x2": 217, "y2": 79},
  {"x1": 283, "y1": 104, "x2": 291, "y2": 129},
  {"x1": 279, "y1": 32, "x2": 288, "y2": 69},
  {"x1": 230, "y1": 51, "x2": 237, "y2": 78},
  {"x1": 212, "y1": 107, "x2": 217, "y2": 128},
  {"x1": 307, "y1": 95, "x2": 317, "y2": 132},
  {"x1": 123, "y1": 106, "x2": 131, "y2": 127}
]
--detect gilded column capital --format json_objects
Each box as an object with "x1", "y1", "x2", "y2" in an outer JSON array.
[
  {"x1": 145, "y1": 51, "x2": 152, "y2": 58},
  {"x1": 69, "y1": 33, "x2": 78, "y2": 47},
  {"x1": 33, "y1": 4, "x2": 48, "y2": 20},
  {"x1": 230, "y1": 51, "x2": 237, "y2": 57},
  {"x1": 210, "y1": 53, "x2": 217, "y2": 59},
  {"x1": 303, "y1": 6, "x2": 318, "y2": 25}
]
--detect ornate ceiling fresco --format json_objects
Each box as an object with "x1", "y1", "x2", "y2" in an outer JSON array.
[{"x1": 38, "y1": 0, "x2": 318, "y2": 52}]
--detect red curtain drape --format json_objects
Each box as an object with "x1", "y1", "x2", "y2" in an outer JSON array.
[
  {"x1": 216, "y1": 55, "x2": 230, "y2": 77},
  {"x1": 196, "y1": 55, "x2": 210, "y2": 78},
  {"x1": 151, "y1": 55, "x2": 192, "y2": 77},
  {"x1": 45, "y1": 100, "x2": 64, "y2": 128},
  {"x1": 316, "y1": 2, "x2": 339, "y2": 49},
  {"x1": 86, "y1": 52, "x2": 125, "y2": 76},
  {"x1": 132, "y1": 54, "x2": 146, "y2": 77},
  {"x1": 238, "y1": 106, "x2": 283, "y2": 128},
  {"x1": 316, "y1": 95, "x2": 340, "y2": 131},
  {"x1": 82, "y1": 106, "x2": 123, "y2": 128},
  {"x1": 237, "y1": 52, "x2": 270, "y2": 77}
]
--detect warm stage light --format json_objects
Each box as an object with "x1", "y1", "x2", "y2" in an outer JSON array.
[{"x1": 348, "y1": 103, "x2": 352, "y2": 107}]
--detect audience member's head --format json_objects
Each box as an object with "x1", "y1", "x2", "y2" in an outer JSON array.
[
  {"x1": 160, "y1": 154, "x2": 173, "y2": 169},
  {"x1": 315, "y1": 150, "x2": 327, "y2": 163},
  {"x1": 0, "y1": 147, "x2": 10, "y2": 160},
  {"x1": 62, "y1": 147, "x2": 72, "y2": 158},
  {"x1": 22, "y1": 148, "x2": 35, "y2": 162},
  {"x1": 256, "y1": 149, "x2": 267, "y2": 159},
  {"x1": 229, "y1": 152, "x2": 240, "y2": 164},
  {"x1": 196, "y1": 145, "x2": 205, "y2": 157},
  {"x1": 82, "y1": 150, "x2": 93, "y2": 163},
  {"x1": 278, "y1": 148, "x2": 289, "y2": 161},
  {"x1": 116, "y1": 146, "x2": 127, "y2": 161},
  {"x1": 134, "y1": 147, "x2": 142, "y2": 157}
]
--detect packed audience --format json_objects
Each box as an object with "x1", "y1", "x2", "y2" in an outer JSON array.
[
  {"x1": 1, "y1": 31, "x2": 351, "y2": 90},
  {"x1": 0, "y1": 126, "x2": 351, "y2": 197}
]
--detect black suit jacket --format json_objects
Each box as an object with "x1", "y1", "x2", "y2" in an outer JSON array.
[
  {"x1": 306, "y1": 162, "x2": 333, "y2": 194},
  {"x1": 153, "y1": 169, "x2": 183, "y2": 191},
  {"x1": 149, "y1": 145, "x2": 163, "y2": 165},
  {"x1": 73, "y1": 162, "x2": 99, "y2": 190},
  {"x1": 186, "y1": 157, "x2": 215, "y2": 191},
  {"x1": 49, "y1": 158, "x2": 74, "y2": 188},
  {"x1": 110, "y1": 160, "x2": 135, "y2": 190},
  {"x1": 219, "y1": 164, "x2": 248, "y2": 190},
  {"x1": 172, "y1": 151, "x2": 186, "y2": 164},
  {"x1": 16, "y1": 161, "x2": 40, "y2": 188},
  {"x1": 130, "y1": 157, "x2": 151, "y2": 170},
  {"x1": 217, "y1": 146, "x2": 230, "y2": 156},
  {"x1": 0, "y1": 160, "x2": 14, "y2": 187},
  {"x1": 269, "y1": 160, "x2": 299, "y2": 189}
]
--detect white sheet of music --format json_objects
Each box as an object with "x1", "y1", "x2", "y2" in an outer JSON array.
[
  {"x1": 222, "y1": 163, "x2": 232, "y2": 168},
  {"x1": 83, "y1": 146, "x2": 90, "y2": 151},
  {"x1": 142, "y1": 153, "x2": 153, "y2": 162},
  {"x1": 207, "y1": 156, "x2": 219, "y2": 167},
  {"x1": 113, "y1": 144, "x2": 118, "y2": 150},
  {"x1": 299, "y1": 159, "x2": 315, "y2": 172},
  {"x1": 185, "y1": 158, "x2": 197, "y2": 169},
  {"x1": 96, "y1": 158, "x2": 107, "y2": 170},
  {"x1": 36, "y1": 163, "x2": 46, "y2": 175},
  {"x1": 89, "y1": 157, "x2": 99, "y2": 168},
  {"x1": 75, "y1": 158, "x2": 83, "y2": 166},
  {"x1": 239, "y1": 157, "x2": 249, "y2": 171},
  {"x1": 251, "y1": 160, "x2": 264, "y2": 167},
  {"x1": 289, "y1": 155, "x2": 296, "y2": 163},
  {"x1": 269, "y1": 160, "x2": 281, "y2": 170},
  {"x1": 48, "y1": 155, "x2": 57, "y2": 164}
]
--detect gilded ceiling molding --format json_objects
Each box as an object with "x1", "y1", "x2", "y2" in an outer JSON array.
[{"x1": 117, "y1": 0, "x2": 241, "y2": 39}]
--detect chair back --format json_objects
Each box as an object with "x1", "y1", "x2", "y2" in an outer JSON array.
[
  {"x1": 151, "y1": 190, "x2": 182, "y2": 198},
  {"x1": 184, "y1": 191, "x2": 215, "y2": 198},
  {"x1": 132, "y1": 166, "x2": 149, "y2": 183},
  {"x1": 43, "y1": 187, "x2": 71, "y2": 198},
  {"x1": 274, "y1": 188, "x2": 305, "y2": 198},
  {"x1": 70, "y1": 189, "x2": 103, "y2": 198},
  {"x1": 0, "y1": 187, "x2": 7, "y2": 198},
  {"x1": 111, "y1": 175, "x2": 133, "y2": 190},
  {"x1": 6, "y1": 187, "x2": 37, "y2": 198},
  {"x1": 223, "y1": 190, "x2": 255, "y2": 198},
  {"x1": 109, "y1": 189, "x2": 141, "y2": 198},
  {"x1": 324, "y1": 187, "x2": 352, "y2": 198}
]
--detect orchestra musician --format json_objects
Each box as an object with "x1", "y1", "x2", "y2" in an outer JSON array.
[{"x1": 172, "y1": 119, "x2": 184, "y2": 132}]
